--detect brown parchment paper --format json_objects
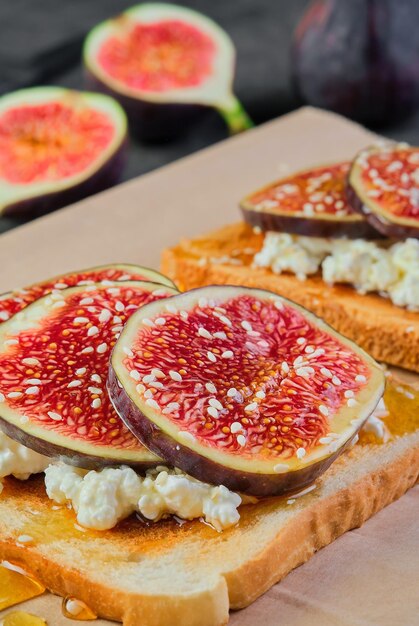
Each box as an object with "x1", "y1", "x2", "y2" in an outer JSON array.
[{"x1": 0, "y1": 107, "x2": 417, "y2": 625}]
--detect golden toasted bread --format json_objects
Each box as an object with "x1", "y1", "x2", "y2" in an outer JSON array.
[{"x1": 161, "y1": 222, "x2": 418, "y2": 372}]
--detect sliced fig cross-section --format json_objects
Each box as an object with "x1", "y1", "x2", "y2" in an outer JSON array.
[
  {"x1": 109, "y1": 286, "x2": 384, "y2": 496},
  {"x1": 0, "y1": 263, "x2": 176, "y2": 323},
  {"x1": 0, "y1": 87, "x2": 127, "y2": 217},
  {"x1": 348, "y1": 143, "x2": 419, "y2": 238},
  {"x1": 0, "y1": 280, "x2": 178, "y2": 469},
  {"x1": 83, "y1": 3, "x2": 252, "y2": 140},
  {"x1": 241, "y1": 162, "x2": 380, "y2": 238}
]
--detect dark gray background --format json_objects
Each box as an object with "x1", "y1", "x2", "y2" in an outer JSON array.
[{"x1": 2, "y1": 0, "x2": 419, "y2": 234}]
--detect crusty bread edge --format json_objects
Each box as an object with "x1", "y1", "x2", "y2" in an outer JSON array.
[
  {"x1": 161, "y1": 244, "x2": 418, "y2": 373},
  {"x1": 225, "y1": 440, "x2": 419, "y2": 609}
]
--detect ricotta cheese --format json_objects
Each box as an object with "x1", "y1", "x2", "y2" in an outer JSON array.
[
  {"x1": 0, "y1": 430, "x2": 50, "y2": 494},
  {"x1": 45, "y1": 463, "x2": 242, "y2": 532},
  {"x1": 254, "y1": 233, "x2": 419, "y2": 310}
]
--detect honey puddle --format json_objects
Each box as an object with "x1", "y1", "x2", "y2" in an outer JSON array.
[
  {"x1": 358, "y1": 378, "x2": 419, "y2": 445},
  {"x1": 62, "y1": 597, "x2": 97, "y2": 621},
  {"x1": 0, "y1": 562, "x2": 45, "y2": 611},
  {"x1": 1, "y1": 611, "x2": 46, "y2": 625}
]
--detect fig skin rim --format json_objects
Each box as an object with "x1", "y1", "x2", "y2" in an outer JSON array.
[
  {"x1": 109, "y1": 285, "x2": 385, "y2": 496},
  {"x1": 347, "y1": 146, "x2": 419, "y2": 239},
  {"x1": 0, "y1": 280, "x2": 179, "y2": 469}
]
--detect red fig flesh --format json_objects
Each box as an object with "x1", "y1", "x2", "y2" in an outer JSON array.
[
  {"x1": 0, "y1": 281, "x2": 178, "y2": 468},
  {"x1": 0, "y1": 263, "x2": 176, "y2": 323},
  {"x1": 109, "y1": 286, "x2": 384, "y2": 496},
  {"x1": 348, "y1": 143, "x2": 419, "y2": 238},
  {"x1": 241, "y1": 162, "x2": 379, "y2": 239},
  {"x1": 0, "y1": 87, "x2": 127, "y2": 217}
]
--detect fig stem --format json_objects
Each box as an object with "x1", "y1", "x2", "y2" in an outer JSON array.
[{"x1": 217, "y1": 94, "x2": 254, "y2": 134}]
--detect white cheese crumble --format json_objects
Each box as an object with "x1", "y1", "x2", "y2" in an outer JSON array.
[
  {"x1": 0, "y1": 430, "x2": 50, "y2": 494},
  {"x1": 44, "y1": 464, "x2": 242, "y2": 532},
  {"x1": 254, "y1": 233, "x2": 419, "y2": 310}
]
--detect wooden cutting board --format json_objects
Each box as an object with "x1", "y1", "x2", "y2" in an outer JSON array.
[{"x1": 0, "y1": 107, "x2": 417, "y2": 626}]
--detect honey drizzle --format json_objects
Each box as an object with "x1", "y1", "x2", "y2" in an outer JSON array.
[
  {"x1": 62, "y1": 597, "x2": 97, "y2": 621},
  {"x1": 1, "y1": 611, "x2": 47, "y2": 625},
  {"x1": 358, "y1": 378, "x2": 419, "y2": 445},
  {"x1": 0, "y1": 562, "x2": 45, "y2": 611}
]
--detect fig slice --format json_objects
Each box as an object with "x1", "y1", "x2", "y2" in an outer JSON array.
[
  {"x1": 109, "y1": 285, "x2": 384, "y2": 496},
  {"x1": 347, "y1": 143, "x2": 419, "y2": 238},
  {"x1": 0, "y1": 280, "x2": 178, "y2": 469},
  {"x1": 240, "y1": 162, "x2": 380, "y2": 238},
  {"x1": 0, "y1": 87, "x2": 127, "y2": 217},
  {"x1": 83, "y1": 3, "x2": 252, "y2": 141},
  {"x1": 0, "y1": 263, "x2": 176, "y2": 323}
]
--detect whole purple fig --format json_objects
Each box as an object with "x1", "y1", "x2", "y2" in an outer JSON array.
[{"x1": 293, "y1": 0, "x2": 419, "y2": 125}]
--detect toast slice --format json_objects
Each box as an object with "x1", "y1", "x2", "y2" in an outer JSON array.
[
  {"x1": 161, "y1": 222, "x2": 419, "y2": 373},
  {"x1": 0, "y1": 381, "x2": 418, "y2": 626}
]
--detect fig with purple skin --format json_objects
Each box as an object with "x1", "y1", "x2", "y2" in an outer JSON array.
[
  {"x1": 0, "y1": 263, "x2": 176, "y2": 323},
  {"x1": 109, "y1": 286, "x2": 384, "y2": 497},
  {"x1": 347, "y1": 143, "x2": 419, "y2": 239},
  {"x1": 0, "y1": 87, "x2": 128, "y2": 217},
  {"x1": 83, "y1": 3, "x2": 252, "y2": 141},
  {"x1": 0, "y1": 280, "x2": 178, "y2": 469},
  {"x1": 240, "y1": 162, "x2": 380, "y2": 239}
]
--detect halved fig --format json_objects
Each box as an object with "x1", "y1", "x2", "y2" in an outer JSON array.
[
  {"x1": 109, "y1": 285, "x2": 384, "y2": 496},
  {"x1": 241, "y1": 162, "x2": 380, "y2": 238},
  {"x1": 0, "y1": 263, "x2": 176, "y2": 323},
  {"x1": 348, "y1": 143, "x2": 419, "y2": 238},
  {"x1": 0, "y1": 280, "x2": 178, "y2": 469},
  {"x1": 83, "y1": 3, "x2": 252, "y2": 141},
  {"x1": 0, "y1": 87, "x2": 127, "y2": 217}
]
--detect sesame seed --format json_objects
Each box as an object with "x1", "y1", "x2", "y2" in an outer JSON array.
[
  {"x1": 155, "y1": 317, "x2": 166, "y2": 326},
  {"x1": 112, "y1": 325, "x2": 123, "y2": 334},
  {"x1": 136, "y1": 384, "x2": 146, "y2": 394},
  {"x1": 76, "y1": 368, "x2": 86, "y2": 376},
  {"x1": 332, "y1": 376, "x2": 341, "y2": 386},
  {"x1": 144, "y1": 389, "x2": 153, "y2": 399},
  {"x1": 25, "y1": 386, "x2": 39, "y2": 395},
  {"x1": 48, "y1": 411, "x2": 62, "y2": 421},
  {"x1": 91, "y1": 374, "x2": 101, "y2": 383},
  {"x1": 142, "y1": 374, "x2": 156, "y2": 384},
  {"x1": 4, "y1": 339, "x2": 18, "y2": 346},
  {"x1": 219, "y1": 315, "x2": 232, "y2": 327},
  {"x1": 22, "y1": 358, "x2": 40, "y2": 366},
  {"x1": 198, "y1": 327, "x2": 212, "y2": 339},
  {"x1": 123, "y1": 347, "x2": 134, "y2": 357},
  {"x1": 99, "y1": 309, "x2": 112, "y2": 323},
  {"x1": 256, "y1": 390, "x2": 265, "y2": 399},
  {"x1": 74, "y1": 317, "x2": 89, "y2": 324},
  {"x1": 209, "y1": 398, "x2": 223, "y2": 411},
  {"x1": 355, "y1": 374, "x2": 367, "y2": 383},
  {"x1": 245, "y1": 402, "x2": 257, "y2": 412},
  {"x1": 274, "y1": 299, "x2": 284, "y2": 310},
  {"x1": 273, "y1": 463, "x2": 289, "y2": 473},
  {"x1": 230, "y1": 422, "x2": 242, "y2": 433},
  {"x1": 165, "y1": 304, "x2": 178, "y2": 314},
  {"x1": 179, "y1": 431, "x2": 195, "y2": 443},
  {"x1": 207, "y1": 351, "x2": 217, "y2": 363},
  {"x1": 205, "y1": 382, "x2": 217, "y2": 394},
  {"x1": 142, "y1": 318, "x2": 155, "y2": 327},
  {"x1": 344, "y1": 390, "x2": 355, "y2": 398},
  {"x1": 80, "y1": 298, "x2": 94, "y2": 305},
  {"x1": 281, "y1": 361, "x2": 290, "y2": 374},
  {"x1": 347, "y1": 398, "x2": 357, "y2": 407},
  {"x1": 227, "y1": 387, "x2": 237, "y2": 397},
  {"x1": 146, "y1": 398, "x2": 160, "y2": 411},
  {"x1": 149, "y1": 381, "x2": 164, "y2": 389},
  {"x1": 258, "y1": 339, "x2": 269, "y2": 348},
  {"x1": 81, "y1": 347, "x2": 94, "y2": 354},
  {"x1": 92, "y1": 398, "x2": 101, "y2": 409},
  {"x1": 319, "y1": 436, "x2": 333, "y2": 444},
  {"x1": 166, "y1": 402, "x2": 180, "y2": 412},
  {"x1": 241, "y1": 320, "x2": 252, "y2": 332},
  {"x1": 17, "y1": 535, "x2": 34, "y2": 544},
  {"x1": 169, "y1": 370, "x2": 182, "y2": 382},
  {"x1": 213, "y1": 331, "x2": 227, "y2": 340},
  {"x1": 237, "y1": 434, "x2": 247, "y2": 446},
  {"x1": 52, "y1": 301, "x2": 66, "y2": 309},
  {"x1": 67, "y1": 380, "x2": 82, "y2": 388},
  {"x1": 180, "y1": 311, "x2": 188, "y2": 320},
  {"x1": 88, "y1": 387, "x2": 102, "y2": 395},
  {"x1": 296, "y1": 447, "x2": 306, "y2": 459},
  {"x1": 113, "y1": 316, "x2": 122, "y2": 324},
  {"x1": 296, "y1": 337, "x2": 306, "y2": 345},
  {"x1": 54, "y1": 282, "x2": 67, "y2": 289},
  {"x1": 115, "y1": 301, "x2": 125, "y2": 312},
  {"x1": 25, "y1": 379, "x2": 42, "y2": 385},
  {"x1": 296, "y1": 367, "x2": 314, "y2": 378},
  {"x1": 106, "y1": 287, "x2": 120, "y2": 295},
  {"x1": 97, "y1": 343, "x2": 107, "y2": 354},
  {"x1": 151, "y1": 368, "x2": 165, "y2": 379},
  {"x1": 305, "y1": 345, "x2": 315, "y2": 354},
  {"x1": 87, "y1": 326, "x2": 99, "y2": 337},
  {"x1": 130, "y1": 370, "x2": 140, "y2": 381},
  {"x1": 222, "y1": 350, "x2": 234, "y2": 359},
  {"x1": 0, "y1": 393, "x2": 4, "y2": 402},
  {"x1": 207, "y1": 406, "x2": 219, "y2": 419},
  {"x1": 321, "y1": 367, "x2": 332, "y2": 378},
  {"x1": 319, "y1": 404, "x2": 329, "y2": 416}
]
